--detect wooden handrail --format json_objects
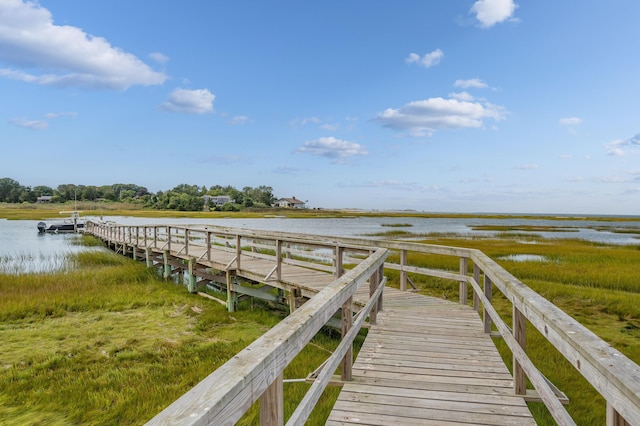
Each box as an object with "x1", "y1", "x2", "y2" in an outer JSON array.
[{"x1": 145, "y1": 248, "x2": 388, "y2": 425}]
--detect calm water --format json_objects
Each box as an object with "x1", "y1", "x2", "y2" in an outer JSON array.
[{"x1": 1, "y1": 215, "x2": 639, "y2": 273}]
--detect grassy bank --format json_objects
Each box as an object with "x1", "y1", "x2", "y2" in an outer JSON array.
[{"x1": 0, "y1": 248, "x2": 351, "y2": 425}]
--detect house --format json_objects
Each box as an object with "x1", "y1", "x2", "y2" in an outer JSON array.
[
  {"x1": 36, "y1": 195, "x2": 53, "y2": 204},
  {"x1": 203, "y1": 195, "x2": 233, "y2": 208},
  {"x1": 274, "y1": 196, "x2": 306, "y2": 209}
]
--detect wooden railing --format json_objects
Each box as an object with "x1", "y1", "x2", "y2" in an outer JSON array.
[{"x1": 84, "y1": 221, "x2": 640, "y2": 425}]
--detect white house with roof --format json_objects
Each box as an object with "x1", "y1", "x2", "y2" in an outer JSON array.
[{"x1": 274, "y1": 196, "x2": 306, "y2": 209}]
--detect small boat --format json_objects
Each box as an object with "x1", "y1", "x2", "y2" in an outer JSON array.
[{"x1": 37, "y1": 211, "x2": 84, "y2": 234}]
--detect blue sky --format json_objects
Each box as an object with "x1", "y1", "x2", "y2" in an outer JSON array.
[{"x1": 1, "y1": 0, "x2": 639, "y2": 215}]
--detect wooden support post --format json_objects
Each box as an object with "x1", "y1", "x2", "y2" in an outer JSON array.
[
  {"x1": 163, "y1": 250, "x2": 171, "y2": 280},
  {"x1": 400, "y1": 249, "x2": 407, "y2": 292},
  {"x1": 473, "y1": 263, "x2": 481, "y2": 313},
  {"x1": 377, "y1": 264, "x2": 384, "y2": 312},
  {"x1": 260, "y1": 374, "x2": 283, "y2": 426},
  {"x1": 184, "y1": 228, "x2": 189, "y2": 256},
  {"x1": 459, "y1": 257, "x2": 468, "y2": 305},
  {"x1": 187, "y1": 258, "x2": 197, "y2": 293},
  {"x1": 335, "y1": 245, "x2": 344, "y2": 278},
  {"x1": 288, "y1": 288, "x2": 300, "y2": 314},
  {"x1": 607, "y1": 403, "x2": 631, "y2": 426},
  {"x1": 131, "y1": 244, "x2": 137, "y2": 261},
  {"x1": 143, "y1": 226, "x2": 147, "y2": 248},
  {"x1": 484, "y1": 275, "x2": 493, "y2": 333},
  {"x1": 167, "y1": 227, "x2": 171, "y2": 252},
  {"x1": 145, "y1": 247, "x2": 153, "y2": 268},
  {"x1": 513, "y1": 306, "x2": 527, "y2": 395},
  {"x1": 341, "y1": 296, "x2": 353, "y2": 381},
  {"x1": 226, "y1": 270, "x2": 237, "y2": 313}
]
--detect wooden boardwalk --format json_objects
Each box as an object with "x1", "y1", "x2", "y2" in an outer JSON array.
[
  {"x1": 87, "y1": 222, "x2": 640, "y2": 425},
  {"x1": 328, "y1": 290, "x2": 536, "y2": 425}
]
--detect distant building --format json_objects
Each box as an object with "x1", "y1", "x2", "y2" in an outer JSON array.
[
  {"x1": 203, "y1": 195, "x2": 233, "y2": 208},
  {"x1": 274, "y1": 196, "x2": 306, "y2": 209},
  {"x1": 37, "y1": 195, "x2": 53, "y2": 203}
]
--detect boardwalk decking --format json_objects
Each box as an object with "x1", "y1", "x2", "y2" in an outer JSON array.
[{"x1": 328, "y1": 290, "x2": 535, "y2": 425}]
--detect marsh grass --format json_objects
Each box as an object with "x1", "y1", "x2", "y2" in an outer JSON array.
[{"x1": 0, "y1": 249, "x2": 348, "y2": 425}]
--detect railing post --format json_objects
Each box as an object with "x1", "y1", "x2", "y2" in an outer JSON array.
[
  {"x1": 473, "y1": 263, "x2": 481, "y2": 313},
  {"x1": 484, "y1": 275, "x2": 493, "y2": 333},
  {"x1": 400, "y1": 249, "x2": 407, "y2": 292},
  {"x1": 276, "y1": 239, "x2": 282, "y2": 281},
  {"x1": 341, "y1": 295, "x2": 353, "y2": 381},
  {"x1": 335, "y1": 245, "x2": 343, "y2": 278},
  {"x1": 236, "y1": 235, "x2": 242, "y2": 271},
  {"x1": 206, "y1": 231, "x2": 211, "y2": 262},
  {"x1": 459, "y1": 256, "x2": 468, "y2": 305},
  {"x1": 184, "y1": 228, "x2": 189, "y2": 256},
  {"x1": 369, "y1": 264, "x2": 379, "y2": 325},
  {"x1": 260, "y1": 374, "x2": 283, "y2": 426},
  {"x1": 167, "y1": 227, "x2": 171, "y2": 252},
  {"x1": 513, "y1": 306, "x2": 527, "y2": 395}
]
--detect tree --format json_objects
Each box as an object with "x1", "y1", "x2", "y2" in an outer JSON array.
[{"x1": 0, "y1": 178, "x2": 23, "y2": 203}]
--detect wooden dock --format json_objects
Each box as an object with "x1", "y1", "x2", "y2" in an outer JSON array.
[
  {"x1": 83, "y1": 221, "x2": 640, "y2": 426},
  {"x1": 328, "y1": 291, "x2": 535, "y2": 425}
]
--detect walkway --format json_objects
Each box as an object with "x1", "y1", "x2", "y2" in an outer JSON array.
[{"x1": 328, "y1": 290, "x2": 535, "y2": 425}]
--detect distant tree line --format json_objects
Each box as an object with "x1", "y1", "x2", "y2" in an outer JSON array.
[{"x1": 0, "y1": 178, "x2": 277, "y2": 212}]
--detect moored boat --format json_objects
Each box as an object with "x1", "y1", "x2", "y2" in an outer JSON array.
[{"x1": 37, "y1": 211, "x2": 84, "y2": 233}]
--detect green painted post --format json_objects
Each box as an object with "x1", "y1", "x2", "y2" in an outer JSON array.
[
  {"x1": 187, "y1": 258, "x2": 197, "y2": 293},
  {"x1": 163, "y1": 250, "x2": 171, "y2": 280}
]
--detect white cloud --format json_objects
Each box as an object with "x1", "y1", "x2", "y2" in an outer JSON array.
[
  {"x1": 454, "y1": 79, "x2": 488, "y2": 89},
  {"x1": 376, "y1": 96, "x2": 507, "y2": 135},
  {"x1": 0, "y1": 0, "x2": 167, "y2": 90},
  {"x1": 229, "y1": 115, "x2": 250, "y2": 125},
  {"x1": 605, "y1": 134, "x2": 640, "y2": 156},
  {"x1": 405, "y1": 49, "x2": 444, "y2": 68},
  {"x1": 44, "y1": 111, "x2": 77, "y2": 119},
  {"x1": 320, "y1": 123, "x2": 339, "y2": 131},
  {"x1": 470, "y1": 0, "x2": 518, "y2": 28},
  {"x1": 10, "y1": 118, "x2": 48, "y2": 130},
  {"x1": 160, "y1": 88, "x2": 215, "y2": 114},
  {"x1": 295, "y1": 137, "x2": 367, "y2": 161},
  {"x1": 516, "y1": 164, "x2": 540, "y2": 170},
  {"x1": 148, "y1": 52, "x2": 169, "y2": 64},
  {"x1": 290, "y1": 116, "x2": 321, "y2": 128},
  {"x1": 559, "y1": 117, "x2": 583, "y2": 126},
  {"x1": 449, "y1": 91, "x2": 475, "y2": 101}
]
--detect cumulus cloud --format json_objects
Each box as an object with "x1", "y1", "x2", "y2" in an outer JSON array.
[
  {"x1": 605, "y1": 134, "x2": 640, "y2": 156},
  {"x1": 10, "y1": 117, "x2": 48, "y2": 130},
  {"x1": 160, "y1": 88, "x2": 215, "y2": 114},
  {"x1": 470, "y1": 0, "x2": 518, "y2": 28},
  {"x1": 44, "y1": 111, "x2": 77, "y2": 119},
  {"x1": 454, "y1": 79, "x2": 488, "y2": 89},
  {"x1": 405, "y1": 49, "x2": 444, "y2": 68},
  {"x1": 295, "y1": 137, "x2": 367, "y2": 161},
  {"x1": 376, "y1": 96, "x2": 507, "y2": 135},
  {"x1": 0, "y1": 0, "x2": 167, "y2": 90},
  {"x1": 449, "y1": 91, "x2": 475, "y2": 101},
  {"x1": 559, "y1": 117, "x2": 583, "y2": 126}
]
